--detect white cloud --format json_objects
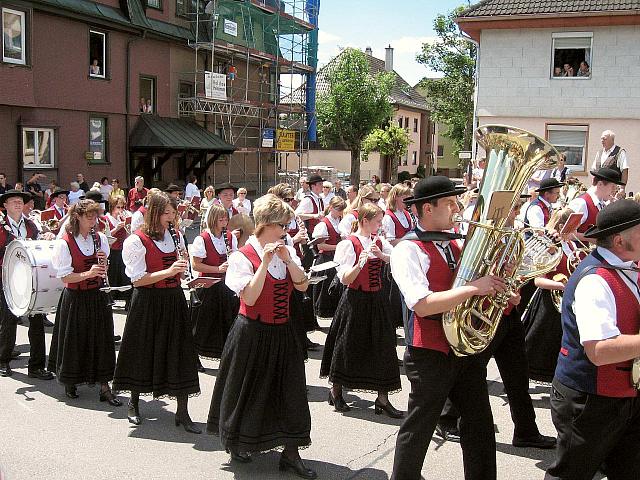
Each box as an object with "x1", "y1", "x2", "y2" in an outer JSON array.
[{"x1": 318, "y1": 30, "x2": 341, "y2": 44}]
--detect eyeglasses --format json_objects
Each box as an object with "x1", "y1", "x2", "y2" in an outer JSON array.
[{"x1": 283, "y1": 198, "x2": 294, "y2": 203}]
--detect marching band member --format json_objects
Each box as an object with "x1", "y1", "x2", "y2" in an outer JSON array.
[
  {"x1": 48, "y1": 200, "x2": 120, "y2": 404},
  {"x1": 311, "y1": 195, "x2": 346, "y2": 319},
  {"x1": 546, "y1": 199, "x2": 640, "y2": 480},
  {"x1": 105, "y1": 195, "x2": 131, "y2": 307},
  {"x1": 113, "y1": 192, "x2": 200, "y2": 432},
  {"x1": 338, "y1": 185, "x2": 379, "y2": 237},
  {"x1": 390, "y1": 177, "x2": 506, "y2": 480},
  {"x1": 569, "y1": 166, "x2": 624, "y2": 243},
  {"x1": 295, "y1": 174, "x2": 325, "y2": 229},
  {"x1": 190, "y1": 203, "x2": 239, "y2": 363},
  {"x1": 46, "y1": 189, "x2": 69, "y2": 233},
  {"x1": 214, "y1": 183, "x2": 239, "y2": 219},
  {"x1": 164, "y1": 184, "x2": 182, "y2": 200},
  {"x1": 320, "y1": 202, "x2": 402, "y2": 417},
  {"x1": 523, "y1": 178, "x2": 564, "y2": 228},
  {"x1": 130, "y1": 187, "x2": 161, "y2": 233},
  {"x1": 207, "y1": 194, "x2": 315, "y2": 478}
]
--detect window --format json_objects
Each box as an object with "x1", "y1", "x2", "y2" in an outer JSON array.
[
  {"x1": 412, "y1": 151, "x2": 417, "y2": 165},
  {"x1": 2, "y1": 8, "x2": 26, "y2": 65},
  {"x1": 89, "y1": 30, "x2": 106, "y2": 78},
  {"x1": 89, "y1": 117, "x2": 107, "y2": 163},
  {"x1": 139, "y1": 76, "x2": 156, "y2": 114},
  {"x1": 401, "y1": 152, "x2": 408, "y2": 166},
  {"x1": 404, "y1": 117, "x2": 409, "y2": 129},
  {"x1": 23, "y1": 128, "x2": 54, "y2": 168},
  {"x1": 547, "y1": 124, "x2": 589, "y2": 171},
  {"x1": 147, "y1": 0, "x2": 162, "y2": 9},
  {"x1": 551, "y1": 32, "x2": 592, "y2": 79},
  {"x1": 413, "y1": 118, "x2": 418, "y2": 133},
  {"x1": 397, "y1": 117, "x2": 403, "y2": 128},
  {"x1": 179, "y1": 81, "x2": 194, "y2": 98},
  {"x1": 176, "y1": 0, "x2": 201, "y2": 17},
  {"x1": 437, "y1": 145, "x2": 444, "y2": 157}
]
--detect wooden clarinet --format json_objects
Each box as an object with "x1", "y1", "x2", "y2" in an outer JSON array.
[
  {"x1": 90, "y1": 226, "x2": 114, "y2": 306},
  {"x1": 168, "y1": 222, "x2": 201, "y2": 307},
  {"x1": 221, "y1": 226, "x2": 232, "y2": 260}
]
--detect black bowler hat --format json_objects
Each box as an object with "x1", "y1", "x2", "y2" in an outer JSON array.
[
  {"x1": 164, "y1": 184, "x2": 182, "y2": 193},
  {"x1": 590, "y1": 167, "x2": 625, "y2": 186},
  {"x1": 404, "y1": 176, "x2": 467, "y2": 205},
  {"x1": 0, "y1": 189, "x2": 31, "y2": 205},
  {"x1": 584, "y1": 199, "x2": 640, "y2": 239},
  {"x1": 536, "y1": 178, "x2": 565, "y2": 192},
  {"x1": 84, "y1": 191, "x2": 104, "y2": 203},
  {"x1": 49, "y1": 189, "x2": 69, "y2": 199},
  {"x1": 307, "y1": 174, "x2": 324, "y2": 185},
  {"x1": 215, "y1": 182, "x2": 238, "y2": 194}
]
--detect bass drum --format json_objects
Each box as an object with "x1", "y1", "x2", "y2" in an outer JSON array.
[{"x1": 2, "y1": 239, "x2": 64, "y2": 317}]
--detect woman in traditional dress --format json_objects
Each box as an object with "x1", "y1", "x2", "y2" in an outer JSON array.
[
  {"x1": 207, "y1": 194, "x2": 316, "y2": 479},
  {"x1": 190, "y1": 203, "x2": 239, "y2": 364},
  {"x1": 338, "y1": 184, "x2": 379, "y2": 237},
  {"x1": 320, "y1": 203, "x2": 403, "y2": 418},
  {"x1": 105, "y1": 195, "x2": 131, "y2": 307},
  {"x1": 49, "y1": 199, "x2": 120, "y2": 405},
  {"x1": 113, "y1": 192, "x2": 201, "y2": 433}
]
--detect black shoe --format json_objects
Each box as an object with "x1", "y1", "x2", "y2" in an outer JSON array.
[
  {"x1": 434, "y1": 424, "x2": 461, "y2": 443},
  {"x1": 0, "y1": 363, "x2": 12, "y2": 377},
  {"x1": 43, "y1": 318, "x2": 54, "y2": 327},
  {"x1": 16, "y1": 317, "x2": 23, "y2": 325},
  {"x1": 196, "y1": 359, "x2": 205, "y2": 373},
  {"x1": 99, "y1": 388, "x2": 123, "y2": 407},
  {"x1": 305, "y1": 340, "x2": 321, "y2": 351},
  {"x1": 127, "y1": 401, "x2": 142, "y2": 425},
  {"x1": 374, "y1": 399, "x2": 404, "y2": 419},
  {"x1": 279, "y1": 454, "x2": 317, "y2": 479},
  {"x1": 226, "y1": 447, "x2": 252, "y2": 463},
  {"x1": 11, "y1": 350, "x2": 20, "y2": 359},
  {"x1": 113, "y1": 335, "x2": 122, "y2": 342},
  {"x1": 65, "y1": 386, "x2": 79, "y2": 399},
  {"x1": 512, "y1": 433, "x2": 556, "y2": 449},
  {"x1": 175, "y1": 414, "x2": 202, "y2": 434},
  {"x1": 28, "y1": 368, "x2": 54, "y2": 380},
  {"x1": 328, "y1": 391, "x2": 351, "y2": 412}
]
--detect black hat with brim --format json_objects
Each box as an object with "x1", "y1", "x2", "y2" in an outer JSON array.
[
  {"x1": 590, "y1": 167, "x2": 626, "y2": 186},
  {"x1": 584, "y1": 199, "x2": 640, "y2": 238},
  {"x1": 49, "y1": 189, "x2": 70, "y2": 199},
  {"x1": 215, "y1": 183, "x2": 238, "y2": 194},
  {"x1": 536, "y1": 178, "x2": 565, "y2": 192},
  {"x1": 84, "y1": 191, "x2": 104, "y2": 203},
  {"x1": 164, "y1": 184, "x2": 182, "y2": 193},
  {"x1": 0, "y1": 190, "x2": 32, "y2": 205},
  {"x1": 307, "y1": 174, "x2": 324, "y2": 185},
  {"x1": 404, "y1": 176, "x2": 467, "y2": 205}
]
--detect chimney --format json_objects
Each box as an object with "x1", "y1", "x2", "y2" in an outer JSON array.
[
  {"x1": 365, "y1": 46, "x2": 373, "y2": 56},
  {"x1": 385, "y1": 45, "x2": 394, "y2": 71}
]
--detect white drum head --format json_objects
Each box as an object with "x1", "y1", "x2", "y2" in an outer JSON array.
[{"x1": 2, "y1": 241, "x2": 35, "y2": 317}]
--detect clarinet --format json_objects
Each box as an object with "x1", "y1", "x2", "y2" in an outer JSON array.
[
  {"x1": 168, "y1": 222, "x2": 201, "y2": 307},
  {"x1": 221, "y1": 227, "x2": 232, "y2": 261},
  {"x1": 91, "y1": 227, "x2": 114, "y2": 306}
]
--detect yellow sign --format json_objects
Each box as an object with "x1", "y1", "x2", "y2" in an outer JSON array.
[{"x1": 276, "y1": 129, "x2": 296, "y2": 151}]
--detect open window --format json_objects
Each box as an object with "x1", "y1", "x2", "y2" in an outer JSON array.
[
  {"x1": 139, "y1": 76, "x2": 156, "y2": 114},
  {"x1": 2, "y1": 8, "x2": 26, "y2": 65},
  {"x1": 547, "y1": 124, "x2": 589, "y2": 171},
  {"x1": 551, "y1": 32, "x2": 592, "y2": 79},
  {"x1": 89, "y1": 30, "x2": 106, "y2": 78},
  {"x1": 23, "y1": 128, "x2": 55, "y2": 168}
]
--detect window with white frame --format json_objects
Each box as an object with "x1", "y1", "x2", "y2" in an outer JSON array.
[
  {"x1": 401, "y1": 152, "x2": 408, "y2": 166},
  {"x1": 551, "y1": 32, "x2": 592, "y2": 79},
  {"x1": 2, "y1": 8, "x2": 26, "y2": 65},
  {"x1": 89, "y1": 30, "x2": 106, "y2": 78},
  {"x1": 140, "y1": 76, "x2": 156, "y2": 113},
  {"x1": 547, "y1": 124, "x2": 588, "y2": 171},
  {"x1": 147, "y1": 0, "x2": 162, "y2": 9},
  {"x1": 89, "y1": 117, "x2": 107, "y2": 163},
  {"x1": 23, "y1": 128, "x2": 55, "y2": 168}
]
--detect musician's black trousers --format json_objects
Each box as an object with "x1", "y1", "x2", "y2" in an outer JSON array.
[
  {"x1": 545, "y1": 379, "x2": 640, "y2": 480},
  {"x1": 27, "y1": 314, "x2": 46, "y2": 370},
  {"x1": 391, "y1": 346, "x2": 496, "y2": 480},
  {"x1": 0, "y1": 298, "x2": 18, "y2": 364},
  {"x1": 440, "y1": 309, "x2": 539, "y2": 440}
]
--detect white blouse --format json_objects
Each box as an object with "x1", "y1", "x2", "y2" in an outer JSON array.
[
  {"x1": 191, "y1": 230, "x2": 238, "y2": 258},
  {"x1": 338, "y1": 212, "x2": 357, "y2": 237},
  {"x1": 334, "y1": 234, "x2": 393, "y2": 284},
  {"x1": 312, "y1": 215, "x2": 341, "y2": 240},
  {"x1": 382, "y1": 209, "x2": 411, "y2": 240},
  {"x1": 122, "y1": 229, "x2": 185, "y2": 283},
  {"x1": 130, "y1": 209, "x2": 145, "y2": 233},
  {"x1": 224, "y1": 235, "x2": 301, "y2": 296},
  {"x1": 52, "y1": 232, "x2": 110, "y2": 278}
]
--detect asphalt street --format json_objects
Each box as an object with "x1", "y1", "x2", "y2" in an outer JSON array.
[{"x1": 0, "y1": 304, "x2": 575, "y2": 480}]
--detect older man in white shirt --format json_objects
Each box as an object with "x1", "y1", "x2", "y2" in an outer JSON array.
[{"x1": 591, "y1": 130, "x2": 629, "y2": 189}]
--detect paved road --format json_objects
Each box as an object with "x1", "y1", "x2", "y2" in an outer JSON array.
[{"x1": 0, "y1": 305, "x2": 564, "y2": 480}]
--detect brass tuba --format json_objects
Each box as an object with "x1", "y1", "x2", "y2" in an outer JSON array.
[{"x1": 443, "y1": 125, "x2": 562, "y2": 356}]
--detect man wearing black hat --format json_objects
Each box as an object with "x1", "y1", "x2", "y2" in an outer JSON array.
[
  {"x1": 215, "y1": 183, "x2": 239, "y2": 219},
  {"x1": 389, "y1": 176, "x2": 507, "y2": 480},
  {"x1": 164, "y1": 184, "x2": 182, "y2": 200},
  {"x1": 569, "y1": 167, "x2": 624, "y2": 243},
  {"x1": 545, "y1": 199, "x2": 640, "y2": 480},
  {"x1": 295, "y1": 174, "x2": 324, "y2": 233},
  {"x1": 523, "y1": 178, "x2": 564, "y2": 228}
]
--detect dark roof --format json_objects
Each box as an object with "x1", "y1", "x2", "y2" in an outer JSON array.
[
  {"x1": 130, "y1": 115, "x2": 236, "y2": 152},
  {"x1": 460, "y1": 0, "x2": 640, "y2": 18}
]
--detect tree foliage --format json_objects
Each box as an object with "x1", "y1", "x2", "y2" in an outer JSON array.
[
  {"x1": 417, "y1": 6, "x2": 476, "y2": 153},
  {"x1": 361, "y1": 123, "x2": 410, "y2": 184},
  {"x1": 317, "y1": 48, "x2": 394, "y2": 185}
]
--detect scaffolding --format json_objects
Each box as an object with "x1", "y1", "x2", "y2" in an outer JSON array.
[{"x1": 178, "y1": 0, "x2": 319, "y2": 194}]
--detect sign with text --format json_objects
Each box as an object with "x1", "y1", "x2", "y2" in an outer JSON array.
[
  {"x1": 262, "y1": 128, "x2": 275, "y2": 148},
  {"x1": 223, "y1": 19, "x2": 238, "y2": 37},
  {"x1": 276, "y1": 129, "x2": 296, "y2": 151},
  {"x1": 204, "y1": 71, "x2": 227, "y2": 100}
]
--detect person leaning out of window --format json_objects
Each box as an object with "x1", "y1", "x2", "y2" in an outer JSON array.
[{"x1": 577, "y1": 61, "x2": 590, "y2": 77}]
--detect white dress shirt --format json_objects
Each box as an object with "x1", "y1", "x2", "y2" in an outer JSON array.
[
  {"x1": 52, "y1": 232, "x2": 110, "y2": 278},
  {"x1": 382, "y1": 209, "x2": 411, "y2": 240},
  {"x1": 333, "y1": 234, "x2": 393, "y2": 284},
  {"x1": 592, "y1": 146, "x2": 629, "y2": 171},
  {"x1": 185, "y1": 182, "x2": 200, "y2": 199},
  {"x1": 224, "y1": 235, "x2": 301, "y2": 296},
  {"x1": 191, "y1": 230, "x2": 238, "y2": 258},
  {"x1": 122, "y1": 229, "x2": 184, "y2": 283},
  {"x1": 568, "y1": 187, "x2": 605, "y2": 225},
  {"x1": 7, "y1": 215, "x2": 28, "y2": 239},
  {"x1": 573, "y1": 247, "x2": 639, "y2": 344},
  {"x1": 525, "y1": 197, "x2": 552, "y2": 228},
  {"x1": 295, "y1": 192, "x2": 324, "y2": 216}
]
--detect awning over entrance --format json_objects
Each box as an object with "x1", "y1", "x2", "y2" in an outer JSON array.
[{"x1": 130, "y1": 115, "x2": 235, "y2": 152}]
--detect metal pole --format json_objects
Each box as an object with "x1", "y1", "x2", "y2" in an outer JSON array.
[{"x1": 459, "y1": 33, "x2": 480, "y2": 160}]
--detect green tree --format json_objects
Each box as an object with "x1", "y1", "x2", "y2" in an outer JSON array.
[
  {"x1": 417, "y1": 6, "x2": 476, "y2": 154},
  {"x1": 361, "y1": 123, "x2": 410, "y2": 184},
  {"x1": 317, "y1": 48, "x2": 394, "y2": 186}
]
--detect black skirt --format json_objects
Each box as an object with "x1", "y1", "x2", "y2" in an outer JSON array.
[
  {"x1": 312, "y1": 252, "x2": 339, "y2": 319},
  {"x1": 320, "y1": 288, "x2": 401, "y2": 393},
  {"x1": 522, "y1": 288, "x2": 562, "y2": 383},
  {"x1": 207, "y1": 315, "x2": 311, "y2": 453},
  {"x1": 47, "y1": 288, "x2": 116, "y2": 386},
  {"x1": 191, "y1": 281, "x2": 240, "y2": 360},
  {"x1": 113, "y1": 287, "x2": 200, "y2": 398},
  {"x1": 382, "y1": 263, "x2": 404, "y2": 329},
  {"x1": 107, "y1": 249, "x2": 131, "y2": 301}
]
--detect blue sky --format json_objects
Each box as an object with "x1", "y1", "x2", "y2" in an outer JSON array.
[{"x1": 317, "y1": 0, "x2": 470, "y2": 85}]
